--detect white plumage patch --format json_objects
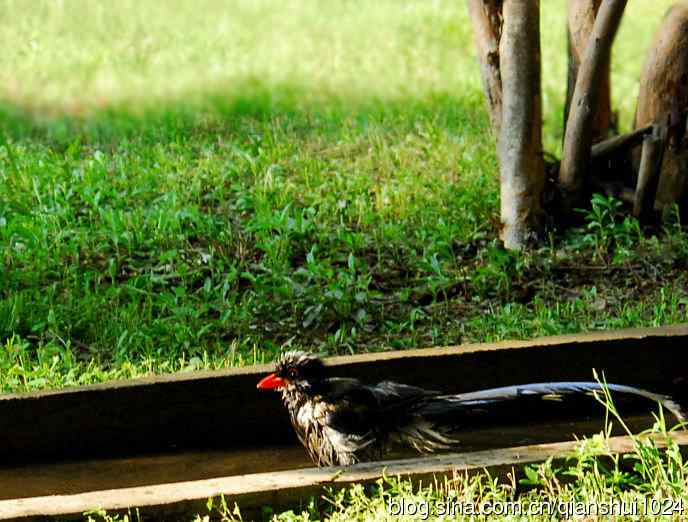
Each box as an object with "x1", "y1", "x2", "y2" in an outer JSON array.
[
  {"x1": 324, "y1": 426, "x2": 374, "y2": 453},
  {"x1": 296, "y1": 401, "x2": 315, "y2": 431}
]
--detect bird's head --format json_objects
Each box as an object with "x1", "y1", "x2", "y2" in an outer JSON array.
[{"x1": 256, "y1": 351, "x2": 326, "y2": 392}]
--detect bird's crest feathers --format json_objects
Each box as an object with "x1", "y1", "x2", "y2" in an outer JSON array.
[{"x1": 275, "y1": 350, "x2": 326, "y2": 380}]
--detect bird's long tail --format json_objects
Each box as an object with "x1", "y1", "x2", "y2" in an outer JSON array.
[
  {"x1": 390, "y1": 382, "x2": 685, "y2": 455},
  {"x1": 423, "y1": 382, "x2": 686, "y2": 424}
]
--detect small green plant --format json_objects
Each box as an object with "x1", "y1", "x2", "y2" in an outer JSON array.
[{"x1": 576, "y1": 194, "x2": 643, "y2": 263}]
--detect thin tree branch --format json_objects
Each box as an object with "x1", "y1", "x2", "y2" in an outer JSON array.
[
  {"x1": 559, "y1": 0, "x2": 628, "y2": 204},
  {"x1": 565, "y1": 0, "x2": 611, "y2": 143}
]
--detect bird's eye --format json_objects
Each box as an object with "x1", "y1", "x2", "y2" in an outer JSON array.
[{"x1": 288, "y1": 368, "x2": 298, "y2": 379}]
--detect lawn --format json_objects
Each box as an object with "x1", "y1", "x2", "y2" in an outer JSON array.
[
  {"x1": 1, "y1": 0, "x2": 684, "y2": 392},
  {"x1": 2, "y1": 0, "x2": 688, "y2": 518}
]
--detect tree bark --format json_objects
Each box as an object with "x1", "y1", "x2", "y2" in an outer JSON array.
[
  {"x1": 498, "y1": 0, "x2": 545, "y2": 249},
  {"x1": 467, "y1": 0, "x2": 504, "y2": 136},
  {"x1": 560, "y1": 0, "x2": 628, "y2": 206},
  {"x1": 565, "y1": 0, "x2": 612, "y2": 143},
  {"x1": 634, "y1": 3, "x2": 688, "y2": 211}
]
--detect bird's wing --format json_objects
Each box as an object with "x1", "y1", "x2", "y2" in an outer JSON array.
[
  {"x1": 419, "y1": 382, "x2": 686, "y2": 425},
  {"x1": 367, "y1": 380, "x2": 442, "y2": 431},
  {"x1": 370, "y1": 380, "x2": 439, "y2": 404},
  {"x1": 320, "y1": 378, "x2": 454, "y2": 459},
  {"x1": 362, "y1": 380, "x2": 461, "y2": 452},
  {"x1": 314, "y1": 378, "x2": 385, "y2": 463}
]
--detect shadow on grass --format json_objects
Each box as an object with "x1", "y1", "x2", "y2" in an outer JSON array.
[{"x1": 0, "y1": 80, "x2": 491, "y2": 149}]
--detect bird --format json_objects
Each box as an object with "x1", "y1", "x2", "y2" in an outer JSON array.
[{"x1": 257, "y1": 350, "x2": 685, "y2": 467}]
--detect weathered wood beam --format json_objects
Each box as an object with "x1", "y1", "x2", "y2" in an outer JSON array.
[
  {"x1": 498, "y1": 0, "x2": 545, "y2": 249},
  {"x1": 591, "y1": 124, "x2": 653, "y2": 160},
  {"x1": 633, "y1": 124, "x2": 668, "y2": 218},
  {"x1": 560, "y1": 0, "x2": 628, "y2": 206}
]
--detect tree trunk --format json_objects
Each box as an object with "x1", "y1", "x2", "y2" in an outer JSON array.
[
  {"x1": 565, "y1": 0, "x2": 612, "y2": 143},
  {"x1": 498, "y1": 0, "x2": 545, "y2": 249},
  {"x1": 559, "y1": 0, "x2": 627, "y2": 207},
  {"x1": 467, "y1": 0, "x2": 504, "y2": 136},
  {"x1": 634, "y1": 3, "x2": 688, "y2": 212}
]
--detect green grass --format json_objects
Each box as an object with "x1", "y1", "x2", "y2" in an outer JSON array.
[
  {"x1": 2, "y1": 2, "x2": 688, "y2": 520},
  {"x1": 1, "y1": 0, "x2": 686, "y2": 393}
]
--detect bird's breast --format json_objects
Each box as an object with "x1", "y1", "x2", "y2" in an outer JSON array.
[
  {"x1": 295, "y1": 401, "x2": 315, "y2": 431},
  {"x1": 294, "y1": 398, "x2": 329, "y2": 431}
]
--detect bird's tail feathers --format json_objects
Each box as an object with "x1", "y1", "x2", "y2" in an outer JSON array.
[{"x1": 432, "y1": 382, "x2": 686, "y2": 425}]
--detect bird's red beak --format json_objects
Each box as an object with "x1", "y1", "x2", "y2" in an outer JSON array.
[{"x1": 257, "y1": 373, "x2": 286, "y2": 389}]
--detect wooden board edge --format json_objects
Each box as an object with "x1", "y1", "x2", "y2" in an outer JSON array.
[
  {"x1": 2, "y1": 323, "x2": 687, "y2": 401},
  {"x1": 328, "y1": 323, "x2": 688, "y2": 364},
  {"x1": 3, "y1": 431, "x2": 687, "y2": 521}
]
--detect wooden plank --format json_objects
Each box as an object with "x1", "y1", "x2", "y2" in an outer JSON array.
[
  {"x1": 0, "y1": 415, "x2": 657, "y2": 501},
  {"x1": 3, "y1": 432, "x2": 687, "y2": 521},
  {"x1": 1, "y1": 324, "x2": 687, "y2": 462},
  {"x1": 0, "y1": 446, "x2": 309, "y2": 501}
]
